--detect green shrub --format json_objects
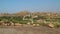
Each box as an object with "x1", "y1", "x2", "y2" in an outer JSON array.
[{"x1": 52, "y1": 22, "x2": 60, "y2": 28}]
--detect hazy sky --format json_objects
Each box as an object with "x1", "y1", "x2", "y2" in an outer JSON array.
[{"x1": 0, "y1": 0, "x2": 60, "y2": 13}]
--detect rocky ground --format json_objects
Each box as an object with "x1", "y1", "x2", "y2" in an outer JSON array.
[{"x1": 0, "y1": 25, "x2": 60, "y2": 34}]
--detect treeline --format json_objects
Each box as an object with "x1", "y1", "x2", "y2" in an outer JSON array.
[{"x1": 0, "y1": 11, "x2": 60, "y2": 28}]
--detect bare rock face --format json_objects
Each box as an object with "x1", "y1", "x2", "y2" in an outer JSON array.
[
  {"x1": 27, "y1": 22, "x2": 30, "y2": 25},
  {"x1": 32, "y1": 24, "x2": 36, "y2": 26},
  {"x1": 36, "y1": 24, "x2": 40, "y2": 26},
  {"x1": 48, "y1": 23, "x2": 55, "y2": 28}
]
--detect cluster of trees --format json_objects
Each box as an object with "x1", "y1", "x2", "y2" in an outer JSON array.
[
  {"x1": 0, "y1": 11, "x2": 60, "y2": 28},
  {"x1": 0, "y1": 16, "x2": 23, "y2": 26}
]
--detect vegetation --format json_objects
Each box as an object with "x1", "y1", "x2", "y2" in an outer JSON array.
[{"x1": 0, "y1": 11, "x2": 60, "y2": 28}]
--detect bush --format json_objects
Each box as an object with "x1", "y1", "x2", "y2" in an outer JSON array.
[{"x1": 52, "y1": 22, "x2": 60, "y2": 28}]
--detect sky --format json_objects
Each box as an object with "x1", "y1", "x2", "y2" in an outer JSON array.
[{"x1": 0, "y1": 0, "x2": 60, "y2": 13}]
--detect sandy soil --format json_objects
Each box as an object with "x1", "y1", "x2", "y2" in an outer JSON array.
[{"x1": 0, "y1": 25, "x2": 60, "y2": 34}]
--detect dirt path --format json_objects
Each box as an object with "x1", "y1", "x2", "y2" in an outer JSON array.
[{"x1": 0, "y1": 26, "x2": 60, "y2": 34}]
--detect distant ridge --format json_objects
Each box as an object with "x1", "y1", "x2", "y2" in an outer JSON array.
[{"x1": 0, "y1": 11, "x2": 60, "y2": 17}]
